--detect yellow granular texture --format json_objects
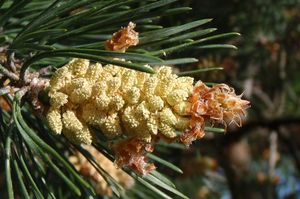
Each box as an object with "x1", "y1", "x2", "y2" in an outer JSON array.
[
  {"x1": 69, "y1": 78, "x2": 92, "y2": 104},
  {"x1": 49, "y1": 92, "x2": 68, "y2": 108},
  {"x1": 46, "y1": 108, "x2": 62, "y2": 135},
  {"x1": 46, "y1": 58, "x2": 194, "y2": 144},
  {"x1": 174, "y1": 102, "x2": 191, "y2": 116},
  {"x1": 62, "y1": 110, "x2": 93, "y2": 145},
  {"x1": 69, "y1": 145, "x2": 134, "y2": 196},
  {"x1": 68, "y1": 58, "x2": 89, "y2": 77},
  {"x1": 49, "y1": 67, "x2": 72, "y2": 94}
]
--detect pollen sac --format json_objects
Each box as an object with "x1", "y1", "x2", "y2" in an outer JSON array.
[
  {"x1": 121, "y1": 70, "x2": 137, "y2": 91},
  {"x1": 109, "y1": 94, "x2": 125, "y2": 111},
  {"x1": 146, "y1": 114, "x2": 158, "y2": 135},
  {"x1": 174, "y1": 77, "x2": 194, "y2": 94},
  {"x1": 155, "y1": 77, "x2": 175, "y2": 99},
  {"x1": 81, "y1": 102, "x2": 98, "y2": 124},
  {"x1": 158, "y1": 123, "x2": 177, "y2": 138},
  {"x1": 49, "y1": 67, "x2": 72, "y2": 94},
  {"x1": 135, "y1": 101, "x2": 151, "y2": 120},
  {"x1": 144, "y1": 76, "x2": 158, "y2": 94},
  {"x1": 159, "y1": 107, "x2": 177, "y2": 126},
  {"x1": 123, "y1": 87, "x2": 140, "y2": 104},
  {"x1": 122, "y1": 106, "x2": 140, "y2": 129},
  {"x1": 136, "y1": 71, "x2": 150, "y2": 89},
  {"x1": 49, "y1": 92, "x2": 68, "y2": 108},
  {"x1": 85, "y1": 63, "x2": 102, "y2": 82},
  {"x1": 62, "y1": 110, "x2": 83, "y2": 132},
  {"x1": 106, "y1": 75, "x2": 121, "y2": 93},
  {"x1": 174, "y1": 102, "x2": 191, "y2": 116},
  {"x1": 61, "y1": 110, "x2": 93, "y2": 145},
  {"x1": 69, "y1": 78, "x2": 92, "y2": 104},
  {"x1": 47, "y1": 108, "x2": 62, "y2": 134},
  {"x1": 92, "y1": 81, "x2": 107, "y2": 96},
  {"x1": 146, "y1": 95, "x2": 164, "y2": 112},
  {"x1": 100, "y1": 112, "x2": 122, "y2": 138},
  {"x1": 64, "y1": 125, "x2": 93, "y2": 145},
  {"x1": 166, "y1": 89, "x2": 189, "y2": 106},
  {"x1": 95, "y1": 93, "x2": 110, "y2": 110},
  {"x1": 68, "y1": 58, "x2": 89, "y2": 77}
]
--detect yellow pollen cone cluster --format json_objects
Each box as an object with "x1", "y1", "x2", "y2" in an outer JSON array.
[
  {"x1": 47, "y1": 58, "x2": 194, "y2": 145},
  {"x1": 48, "y1": 22, "x2": 250, "y2": 175},
  {"x1": 46, "y1": 57, "x2": 249, "y2": 174}
]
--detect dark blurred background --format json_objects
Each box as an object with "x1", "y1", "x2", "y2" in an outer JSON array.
[{"x1": 157, "y1": 1, "x2": 300, "y2": 199}]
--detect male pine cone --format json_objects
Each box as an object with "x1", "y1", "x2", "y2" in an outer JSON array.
[
  {"x1": 46, "y1": 22, "x2": 249, "y2": 174},
  {"x1": 47, "y1": 58, "x2": 195, "y2": 144},
  {"x1": 46, "y1": 58, "x2": 249, "y2": 174}
]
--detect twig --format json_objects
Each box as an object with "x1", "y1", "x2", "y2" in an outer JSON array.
[
  {"x1": 0, "y1": 86, "x2": 19, "y2": 95},
  {"x1": 38, "y1": 65, "x2": 53, "y2": 76},
  {"x1": 8, "y1": 52, "x2": 17, "y2": 73},
  {"x1": 0, "y1": 64, "x2": 19, "y2": 81}
]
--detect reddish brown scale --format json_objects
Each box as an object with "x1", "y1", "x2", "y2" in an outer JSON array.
[
  {"x1": 106, "y1": 22, "x2": 139, "y2": 52},
  {"x1": 113, "y1": 138, "x2": 156, "y2": 175},
  {"x1": 180, "y1": 81, "x2": 250, "y2": 146}
]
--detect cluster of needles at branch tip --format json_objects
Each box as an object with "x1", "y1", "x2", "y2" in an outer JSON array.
[{"x1": 46, "y1": 22, "x2": 250, "y2": 175}]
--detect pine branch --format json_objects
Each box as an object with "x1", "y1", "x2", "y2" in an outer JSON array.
[{"x1": 0, "y1": 1, "x2": 246, "y2": 198}]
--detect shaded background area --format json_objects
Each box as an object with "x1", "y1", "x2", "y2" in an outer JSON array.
[{"x1": 157, "y1": 0, "x2": 300, "y2": 198}]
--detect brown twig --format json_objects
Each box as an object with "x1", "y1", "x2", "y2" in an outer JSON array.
[
  {"x1": 0, "y1": 87, "x2": 19, "y2": 95},
  {"x1": 0, "y1": 64, "x2": 19, "y2": 81},
  {"x1": 8, "y1": 53, "x2": 17, "y2": 73}
]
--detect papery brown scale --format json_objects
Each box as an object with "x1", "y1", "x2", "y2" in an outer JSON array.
[
  {"x1": 105, "y1": 22, "x2": 139, "y2": 52},
  {"x1": 180, "y1": 126, "x2": 205, "y2": 146},
  {"x1": 197, "y1": 105, "x2": 207, "y2": 116},
  {"x1": 113, "y1": 138, "x2": 155, "y2": 175},
  {"x1": 132, "y1": 156, "x2": 156, "y2": 175},
  {"x1": 180, "y1": 115, "x2": 205, "y2": 145}
]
